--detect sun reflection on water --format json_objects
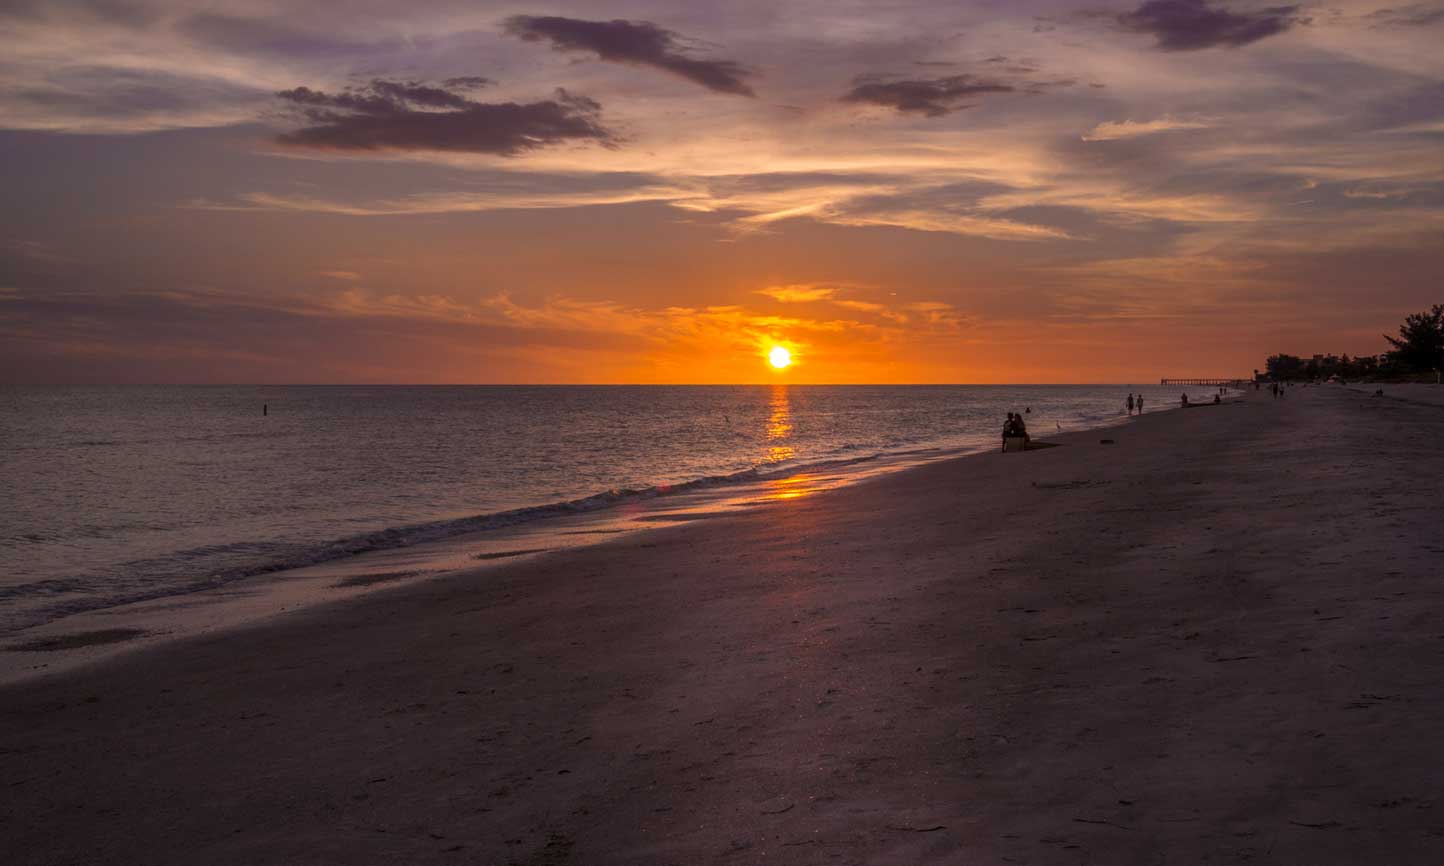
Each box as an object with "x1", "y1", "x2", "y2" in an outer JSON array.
[
  {"x1": 760, "y1": 385, "x2": 828, "y2": 501},
  {"x1": 765, "y1": 384, "x2": 795, "y2": 464}
]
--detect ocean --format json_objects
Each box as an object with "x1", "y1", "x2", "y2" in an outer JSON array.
[{"x1": 0, "y1": 384, "x2": 1208, "y2": 635}]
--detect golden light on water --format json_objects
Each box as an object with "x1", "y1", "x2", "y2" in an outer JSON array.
[
  {"x1": 765, "y1": 384, "x2": 795, "y2": 464},
  {"x1": 768, "y1": 346, "x2": 792, "y2": 369}
]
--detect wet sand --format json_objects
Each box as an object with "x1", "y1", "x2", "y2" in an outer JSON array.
[{"x1": 4, "y1": 386, "x2": 1443, "y2": 864}]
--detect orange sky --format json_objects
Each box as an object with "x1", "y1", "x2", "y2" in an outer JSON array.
[{"x1": 1, "y1": 1, "x2": 1440, "y2": 383}]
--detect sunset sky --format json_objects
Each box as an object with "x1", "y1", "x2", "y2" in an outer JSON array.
[{"x1": 2, "y1": 0, "x2": 1441, "y2": 383}]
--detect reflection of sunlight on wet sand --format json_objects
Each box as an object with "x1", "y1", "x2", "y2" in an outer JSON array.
[
  {"x1": 765, "y1": 384, "x2": 795, "y2": 464},
  {"x1": 763, "y1": 472, "x2": 823, "y2": 501}
]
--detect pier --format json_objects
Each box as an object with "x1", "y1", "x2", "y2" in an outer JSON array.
[{"x1": 1160, "y1": 378, "x2": 1251, "y2": 386}]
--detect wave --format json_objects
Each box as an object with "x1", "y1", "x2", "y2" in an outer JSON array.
[
  {"x1": 7, "y1": 395, "x2": 1171, "y2": 635},
  {"x1": 0, "y1": 445, "x2": 971, "y2": 634}
]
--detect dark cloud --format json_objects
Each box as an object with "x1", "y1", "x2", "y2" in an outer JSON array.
[
  {"x1": 1119, "y1": 0, "x2": 1300, "y2": 50},
  {"x1": 504, "y1": 16, "x2": 754, "y2": 96},
  {"x1": 841, "y1": 75, "x2": 1014, "y2": 117},
  {"x1": 274, "y1": 79, "x2": 612, "y2": 155},
  {"x1": 365, "y1": 79, "x2": 474, "y2": 110}
]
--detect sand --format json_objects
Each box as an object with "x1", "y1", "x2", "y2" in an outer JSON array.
[{"x1": 3, "y1": 385, "x2": 1443, "y2": 865}]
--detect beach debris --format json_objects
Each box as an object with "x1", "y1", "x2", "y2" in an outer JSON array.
[
  {"x1": 761, "y1": 803, "x2": 795, "y2": 814},
  {"x1": 1099, "y1": 438, "x2": 1116, "y2": 445},
  {"x1": 886, "y1": 824, "x2": 946, "y2": 832},
  {"x1": 1074, "y1": 817, "x2": 1132, "y2": 830}
]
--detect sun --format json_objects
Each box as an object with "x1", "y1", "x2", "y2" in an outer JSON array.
[{"x1": 768, "y1": 345, "x2": 792, "y2": 369}]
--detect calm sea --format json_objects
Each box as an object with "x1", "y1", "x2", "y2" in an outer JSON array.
[{"x1": 0, "y1": 384, "x2": 1202, "y2": 634}]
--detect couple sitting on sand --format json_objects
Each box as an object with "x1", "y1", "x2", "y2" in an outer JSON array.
[{"x1": 1002, "y1": 412, "x2": 1031, "y2": 451}]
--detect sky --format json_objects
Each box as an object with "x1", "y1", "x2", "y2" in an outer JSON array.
[{"x1": 1, "y1": 0, "x2": 1441, "y2": 383}]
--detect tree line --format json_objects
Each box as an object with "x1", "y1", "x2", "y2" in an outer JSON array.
[{"x1": 1265, "y1": 304, "x2": 1443, "y2": 382}]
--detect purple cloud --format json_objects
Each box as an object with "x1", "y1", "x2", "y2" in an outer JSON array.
[
  {"x1": 1119, "y1": 0, "x2": 1300, "y2": 50},
  {"x1": 274, "y1": 79, "x2": 612, "y2": 155},
  {"x1": 1366, "y1": 5, "x2": 1444, "y2": 28},
  {"x1": 841, "y1": 75, "x2": 1014, "y2": 117},
  {"x1": 504, "y1": 16, "x2": 755, "y2": 96}
]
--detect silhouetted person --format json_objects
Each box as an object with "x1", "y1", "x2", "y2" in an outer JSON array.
[
  {"x1": 1181, "y1": 393, "x2": 1189, "y2": 407},
  {"x1": 1126, "y1": 393, "x2": 1134, "y2": 415},
  {"x1": 1213, "y1": 394, "x2": 1221, "y2": 404},
  {"x1": 1137, "y1": 394, "x2": 1144, "y2": 413}
]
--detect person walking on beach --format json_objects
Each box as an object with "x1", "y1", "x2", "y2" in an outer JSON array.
[
  {"x1": 1137, "y1": 394, "x2": 1144, "y2": 414},
  {"x1": 1126, "y1": 393, "x2": 1135, "y2": 416}
]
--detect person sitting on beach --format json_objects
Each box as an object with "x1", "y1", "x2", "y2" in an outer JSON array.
[
  {"x1": 1001, "y1": 412, "x2": 1031, "y2": 451},
  {"x1": 1213, "y1": 394, "x2": 1221, "y2": 404}
]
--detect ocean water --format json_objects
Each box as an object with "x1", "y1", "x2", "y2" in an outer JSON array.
[{"x1": 0, "y1": 384, "x2": 1207, "y2": 634}]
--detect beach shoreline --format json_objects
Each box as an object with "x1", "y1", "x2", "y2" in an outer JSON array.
[
  {"x1": 4, "y1": 385, "x2": 1443, "y2": 864},
  {"x1": 0, "y1": 389, "x2": 1172, "y2": 686}
]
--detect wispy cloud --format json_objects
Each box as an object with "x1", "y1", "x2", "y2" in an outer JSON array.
[
  {"x1": 757, "y1": 285, "x2": 837, "y2": 303},
  {"x1": 1364, "y1": 4, "x2": 1444, "y2": 28},
  {"x1": 1082, "y1": 116, "x2": 1215, "y2": 141}
]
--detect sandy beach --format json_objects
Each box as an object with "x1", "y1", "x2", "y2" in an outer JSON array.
[{"x1": 4, "y1": 385, "x2": 1443, "y2": 865}]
